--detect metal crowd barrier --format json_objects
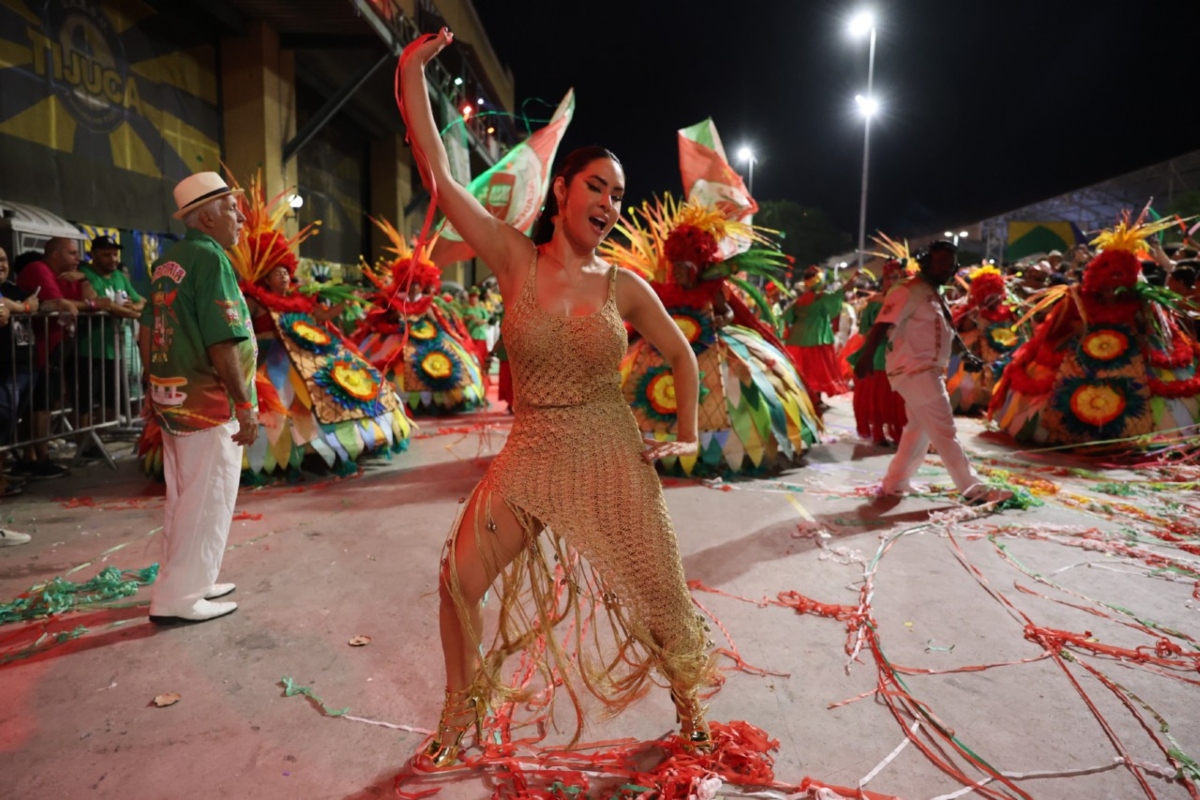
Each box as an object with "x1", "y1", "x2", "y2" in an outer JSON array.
[{"x1": 1, "y1": 311, "x2": 144, "y2": 469}]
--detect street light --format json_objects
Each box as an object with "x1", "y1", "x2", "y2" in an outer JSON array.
[
  {"x1": 944, "y1": 230, "x2": 969, "y2": 246},
  {"x1": 855, "y1": 94, "x2": 879, "y2": 118},
  {"x1": 848, "y1": 10, "x2": 874, "y2": 37},
  {"x1": 737, "y1": 146, "x2": 757, "y2": 197},
  {"x1": 849, "y1": 9, "x2": 877, "y2": 274}
]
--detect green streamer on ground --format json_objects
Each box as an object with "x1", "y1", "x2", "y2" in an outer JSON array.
[
  {"x1": 1169, "y1": 749, "x2": 1200, "y2": 783},
  {"x1": 996, "y1": 483, "x2": 1044, "y2": 511},
  {"x1": 0, "y1": 565, "x2": 158, "y2": 625},
  {"x1": 279, "y1": 675, "x2": 349, "y2": 716}
]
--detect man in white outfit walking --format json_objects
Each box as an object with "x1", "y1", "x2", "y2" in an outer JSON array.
[
  {"x1": 854, "y1": 240, "x2": 1011, "y2": 507},
  {"x1": 138, "y1": 172, "x2": 259, "y2": 624}
]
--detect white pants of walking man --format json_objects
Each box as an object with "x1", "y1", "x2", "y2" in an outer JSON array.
[
  {"x1": 882, "y1": 370, "x2": 983, "y2": 496},
  {"x1": 150, "y1": 419, "x2": 240, "y2": 616}
]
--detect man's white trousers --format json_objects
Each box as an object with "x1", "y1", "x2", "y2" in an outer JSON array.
[
  {"x1": 151, "y1": 419, "x2": 240, "y2": 615},
  {"x1": 883, "y1": 370, "x2": 982, "y2": 496}
]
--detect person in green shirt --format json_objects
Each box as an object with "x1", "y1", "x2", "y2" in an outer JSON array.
[
  {"x1": 77, "y1": 236, "x2": 144, "y2": 446},
  {"x1": 136, "y1": 172, "x2": 258, "y2": 625},
  {"x1": 783, "y1": 265, "x2": 858, "y2": 406},
  {"x1": 460, "y1": 287, "x2": 491, "y2": 370}
]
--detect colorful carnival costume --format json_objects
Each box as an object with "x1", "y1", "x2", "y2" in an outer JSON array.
[
  {"x1": 444, "y1": 252, "x2": 715, "y2": 742},
  {"x1": 847, "y1": 254, "x2": 911, "y2": 445},
  {"x1": 352, "y1": 218, "x2": 486, "y2": 414},
  {"x1": 945, "y1": 266, "x2": 1026, "y2": 414},
  {"x1": 139, "y1": 177, "x2": 411, "y2": 479},
  {"x1": 783, "y1": 268, "x2": 852, "y2": 399},
  {"x1": 603, "y1": 196, "x2": 822, "y2": 476},
  {"x1": 460, "y1": 290, "x2": 492, "y2": 369},
  {"x1": 989, "y1": 212, "x2": 1200, "y2": 450}
]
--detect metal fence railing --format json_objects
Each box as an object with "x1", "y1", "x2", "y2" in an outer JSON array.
[{"x1": 1, "y1": 312, "x2": 144, "y2": 470}]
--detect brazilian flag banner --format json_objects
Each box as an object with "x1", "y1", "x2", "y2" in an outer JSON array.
[{"x1": 1006, "y1": 220, "x2": 1086, "y2": 261}]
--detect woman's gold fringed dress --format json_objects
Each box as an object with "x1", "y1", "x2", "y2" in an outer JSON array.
[{"x1": 443, "y1": 256, "x2": 715, "y2": 742}]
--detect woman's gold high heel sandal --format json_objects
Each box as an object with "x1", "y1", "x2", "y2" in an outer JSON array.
[
  {"x1": 671, "y1": 690, "x2": 713, "y2": 752},
  {"x1": 419, "y1": 686, "x2": 485, "y2": 769}
]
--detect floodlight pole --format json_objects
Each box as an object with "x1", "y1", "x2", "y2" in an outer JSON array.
[{"x1": 855, "y1": 24, "x2": 876, "y2": 274}]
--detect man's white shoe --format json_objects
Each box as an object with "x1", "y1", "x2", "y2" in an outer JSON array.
[
  {"x1": 0, "y1": 528, "x2": 31, "y2": 547},
  {"x1": 205, "y1": 583, "x2": 236, "y2": 600},
  {"x1": 149, "y1": 599, "x2": 238, "y2": 625}
]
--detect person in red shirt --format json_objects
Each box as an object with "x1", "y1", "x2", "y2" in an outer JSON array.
[{"x1": 14, "y1": 237, "x2": 107, "y2": 477}]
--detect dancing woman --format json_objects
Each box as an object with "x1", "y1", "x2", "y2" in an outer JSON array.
[{"x1": 401, "y1": 30, "x2": 716, "y2": 768}]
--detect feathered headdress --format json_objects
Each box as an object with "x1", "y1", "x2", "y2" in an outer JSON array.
[
  {"x1": 225, "y1": 169, "x2": 319, "y2": 286},
  {"x1": 599, "y1": 193, "x2": 791, "y2": 323},
  {"x1": 967, "y1": 265, "x2": 1006, "y2": 305},
  {"x1": 869, "y1": 232, "x2": 919, "y2": 282},
  {"x1": 1083, "y1": 205, "x2": 1176, "y2": 296},
  {"x1": 362, "y1": 216, "x2": 442, "y2": 298}
]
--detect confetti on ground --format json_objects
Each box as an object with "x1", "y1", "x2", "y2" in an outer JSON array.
[{"x1": 152, "y1": 692, "x2": 181, "y2": 708}]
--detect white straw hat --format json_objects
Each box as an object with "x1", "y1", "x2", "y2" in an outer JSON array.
[{"x1": 172, "y1": 172, "x2": 243, "y2": 220}]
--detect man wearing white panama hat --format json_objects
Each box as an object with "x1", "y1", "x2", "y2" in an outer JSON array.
[{"x1": 138, "y1": 172, "x2": 259, "y2": 624}]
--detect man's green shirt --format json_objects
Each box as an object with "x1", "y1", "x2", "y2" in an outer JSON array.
[
  {"x1": 141, "y1": 229, "x2": 257, "y2": 436},
  {"x1": 82, "y1": 266, "x2": 144, "y2": 359}
]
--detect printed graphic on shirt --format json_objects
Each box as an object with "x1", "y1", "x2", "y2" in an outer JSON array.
[
  {"x1": 215, "y1": 299, "x2": 243, "y2": 327},
  {"x1": 152, "y1": 261, "x2": 186, "y2": 284},
  {"x1": 149, "y1": 376, "x2": 188, "y2": 406},
  {"x1": 150, "y1": 288, "x2": 178, "y2": 363}
]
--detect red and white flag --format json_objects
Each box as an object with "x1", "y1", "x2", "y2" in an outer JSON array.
[
  {"x1": 434, "y1": 90, "x2": 575, "y2": 264},
  {"x1": 677, "y1": 117, "x2": 757, "y2": 223}
]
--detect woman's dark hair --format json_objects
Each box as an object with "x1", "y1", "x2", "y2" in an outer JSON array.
[{"x1": 531, "y1": 146, "x2": 621, "y2": 245}]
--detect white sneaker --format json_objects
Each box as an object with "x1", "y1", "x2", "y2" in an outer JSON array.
[
  {"x1": 205, "y1": 583, "x2": 236, "y2": 600},
  {"x1": 149, "y1": 599, "x2": 238, "y2": 625},
  {"x1": 0, "y1": 528, "x2": 31, "y2": 547}
]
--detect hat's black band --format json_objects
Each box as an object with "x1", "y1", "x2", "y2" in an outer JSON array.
[{"x1": 179, "y1": 185, "x2": 233, "y2": 211}]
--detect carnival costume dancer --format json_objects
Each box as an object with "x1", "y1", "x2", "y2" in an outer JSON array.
[
  {"x1": 945, "y1": 265, "x2": 1025, "y2": 414},
  {"x1": 400, "y1": 30, "x2": 715, "y2": 768},
  {"x1": 989, "y1": 211, "x2": 1200, "y2": 450},
  {"x1": 847, "y1": 253, "x2": 910, "y2": 446},
  {"x1": 231, "y1": 176, "x2": 411, "y2": 478},
  {"x1": 460, "y1": 288, "x2": 492, "y2": 371},
  {"x1": 353, "y1": 217, "x2": 486, "y2": 414},
  {"x1": 855, "y1": 240, "x2": 1012, "y2": 505},
  {"x1": 603, "y1": 195, "x2": 822, "y2": 475},
  {"x1": 783, "y1": 266, "x2": 856, "y2": 404}
]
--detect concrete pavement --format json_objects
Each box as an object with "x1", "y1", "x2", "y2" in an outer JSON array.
[{"x1": 1, "y1": 399, "x2": 1198, "y2": 799}]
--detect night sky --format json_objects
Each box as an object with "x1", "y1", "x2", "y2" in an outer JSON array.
[{"x1": 473, "y1": 0, "x2": 1200, "y2": 238}]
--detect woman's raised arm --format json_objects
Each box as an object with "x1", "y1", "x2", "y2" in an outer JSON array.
[{"x1": 400, "y1": 30, "x2": 532, "y2": 277}]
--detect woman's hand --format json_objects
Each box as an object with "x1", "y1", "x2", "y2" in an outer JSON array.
[
  {"x1": 642, "y1": 437, "x2": 698, "y2": 464},
  {"x1": 406, "y1": 28, "x2": 453, "y2": 69}
]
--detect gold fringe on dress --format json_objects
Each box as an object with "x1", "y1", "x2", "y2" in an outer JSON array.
[{"x1": 441, "y1": 254, "x2": 716, "y2": 744}]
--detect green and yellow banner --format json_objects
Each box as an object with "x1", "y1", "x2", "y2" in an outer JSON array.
[
  {"x1": 0, "y1": 0, "x2": 220, "y2": 230},
  {"x1": 1006, "y1": 221, "x2": 1086, "y2": 260}
]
